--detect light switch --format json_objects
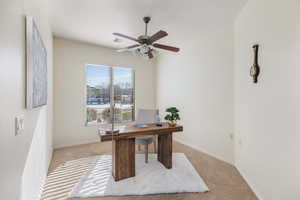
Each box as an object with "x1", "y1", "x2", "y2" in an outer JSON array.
[{"x1": 15, "y1": 115, "x2": 25, "y2": 135}]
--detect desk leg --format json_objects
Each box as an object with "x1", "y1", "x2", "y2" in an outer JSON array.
[
  {"x1": 112, "y1": 138, "x2": 135, "y2": 181},
  {"x1": 158, "y1": 132, "x2": 172, "y2": 169}
]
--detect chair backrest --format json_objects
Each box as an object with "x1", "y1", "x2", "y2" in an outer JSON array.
[{"x1": 136, "y1": 109, "x2": 159, "y2": 124}]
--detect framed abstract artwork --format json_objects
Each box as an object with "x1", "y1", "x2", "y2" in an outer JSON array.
[{"x1": 26, "y1": 16, "x2": 47, "y2": 109}]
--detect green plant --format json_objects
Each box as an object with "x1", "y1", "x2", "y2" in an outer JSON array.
[{"x1": 164, "y1": 107, "x2": 180, "y2": 123}]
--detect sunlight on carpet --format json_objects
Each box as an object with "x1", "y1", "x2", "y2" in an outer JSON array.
[{"x1": 41, "y1": 157, "x2": 94, "y2": 200}]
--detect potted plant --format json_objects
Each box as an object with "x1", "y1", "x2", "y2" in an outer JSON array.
[{"x1": 164, "y1": 107, "x2": 180, "y2": 127}]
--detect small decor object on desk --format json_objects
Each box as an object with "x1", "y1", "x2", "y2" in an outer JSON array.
[
  {"x1": 105, "y1": 104, "x2": 119, "y2": 134},
  {"x1": 250, "y1": 44, "x2": 260, "y2": 83},
  {"x1": 164, "y1": 107, "x2": 180, "y2": 127},
  {"x1": 155, "y1": 111, "x2": 163, "y2": 127}
]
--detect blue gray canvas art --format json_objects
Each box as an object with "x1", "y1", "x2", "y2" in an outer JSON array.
[{"x1": 26, "y1": 16, "x2": 47, "y2": 109}]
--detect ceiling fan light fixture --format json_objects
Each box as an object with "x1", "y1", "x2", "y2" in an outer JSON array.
[
  {"x1": 140, "y1": 44, "x2": 150, "y2": 54},
  {"x1": 133, "y1": 48, "x2": 148, "y2": 58},
  {"x1": 132, "y1": 47, "x2": 157, "y2": 60}
]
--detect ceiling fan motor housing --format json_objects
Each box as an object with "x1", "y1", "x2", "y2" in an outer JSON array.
[
  {"x1": 138, "y1": 35, "x2": 150, "y2": 44},
  {"x1": 143, "y1": 16, "x2": 151, "y2": 24}
]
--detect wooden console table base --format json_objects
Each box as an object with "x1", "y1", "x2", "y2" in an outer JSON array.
[
  {"x1": 158, "y1": 133, "x2": 173, "y2": 169},
  {"x1": 99, "y1": 123, "x2": 183, "y2": 181},
  {"x1": 112, "y1": 138, "x2": 136, "y2": 181}
]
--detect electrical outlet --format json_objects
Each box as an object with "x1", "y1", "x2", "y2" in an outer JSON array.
[{"x1": 15, "y1": 115, "x2": 25, "y2": 136}]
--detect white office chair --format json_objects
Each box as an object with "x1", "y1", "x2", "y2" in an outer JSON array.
[{"x1": 135, "y1": 109, "x2": 158, "y2": 163}]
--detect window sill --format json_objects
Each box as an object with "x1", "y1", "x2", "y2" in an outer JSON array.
[{"x1": 85, "y1": 121, "x2": 98, "y2": 127}]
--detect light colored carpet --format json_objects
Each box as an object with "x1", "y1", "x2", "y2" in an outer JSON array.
[
  {"x1": 69, "y1": 153, "x2": 209, "y2": 198},
  {"x1": 43, "y1": 142, "x2": 258, "y2": 200}
]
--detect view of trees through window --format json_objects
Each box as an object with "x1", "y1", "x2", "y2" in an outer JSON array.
[{"x1": 86, "y1": 64, "x2": 134, "y2": 124}]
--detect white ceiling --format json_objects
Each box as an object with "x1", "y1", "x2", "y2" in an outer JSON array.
[{"x1": 50, "y1": 0, "x2": 247, "y2": 49}]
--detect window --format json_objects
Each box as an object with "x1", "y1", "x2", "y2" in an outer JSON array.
[{"x1": 86, "y1": 64, "x2": 135, "y2": 125}]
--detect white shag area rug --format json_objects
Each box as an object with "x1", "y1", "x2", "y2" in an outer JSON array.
[{"x1": 69, "y1": 153, "x2": 209, "y2": 197}]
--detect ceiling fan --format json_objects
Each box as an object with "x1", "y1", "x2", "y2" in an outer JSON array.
[{"x1": 113, "y1": 17, "x2": 180, "y2": 59}]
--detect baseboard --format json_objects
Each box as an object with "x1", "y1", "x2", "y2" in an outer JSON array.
[
  {"x1": 235, "y1": 164, "x2": 263, "y2": 200},
  {"x1": 53, "y1": 138, "x2": 100, "y2": 149},
  {"x1": 173, "y1": 138, "x2": 234, "y2": 165},
  {"x1": 55, "y1": 137, "x2": 233, "y2": 164}
]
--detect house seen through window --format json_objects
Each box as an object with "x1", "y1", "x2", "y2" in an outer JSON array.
[{"x1": 86, "y1": 64, "x2": 135, "y2": 124}]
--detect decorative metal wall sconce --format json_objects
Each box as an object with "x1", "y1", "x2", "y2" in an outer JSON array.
[{"x1": 250, "y1": 44, "x2": 260, "y2": 83}]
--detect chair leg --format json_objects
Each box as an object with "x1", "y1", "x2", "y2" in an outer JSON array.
[
  {"x1": 145, "y1": 144, "x2": 148, "y2": 163},
  {"x1": 138, "y1": 144, "x2": 141, "y2": 151},
  {"x1": 153, "y1": 138, "x2": 157, "y2": 153}
]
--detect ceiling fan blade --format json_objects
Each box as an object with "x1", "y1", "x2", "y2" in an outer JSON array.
[
  {"x1": 116, "y1": 44, "x2": 140, "y2": 52},
  {"x1": 153, "y1": 43, "x2": 180, "y2": 52},
  {"x1": 149, "y1": 30, "x2": 168, "y2": 44},
  {"x1": 148, "y1": 50, "x2": 154, "y2": 59},
  {"x1": 113, "y1": 33, "x2": 140, "y2": 43}
]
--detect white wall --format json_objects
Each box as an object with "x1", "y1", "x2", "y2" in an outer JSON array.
[
  {"x1": 156, "y1": 25, "x2": 235, "y2": 164},
  {"x1": 53, "y1": 38, "x2": 157, "y2": 148},
  {"x1": 0, "y1": 0, "x2": 53, "y2": 200},
  {"x1": 235, "y1": 1, "x2": 300, "y2": 199}
]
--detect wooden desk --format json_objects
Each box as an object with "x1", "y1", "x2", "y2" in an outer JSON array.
[{"x1": 98, "y1": 123, "x2": 183, "y2": 181}]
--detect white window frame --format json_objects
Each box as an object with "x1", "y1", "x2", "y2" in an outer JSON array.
[{"x1": 85, "y1": 64, "x2": 135, "y2": 126}]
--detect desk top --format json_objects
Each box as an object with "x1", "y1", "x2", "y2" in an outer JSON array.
[{"x1": 98, "y1": 123, "x2": 183, "y2": 141}]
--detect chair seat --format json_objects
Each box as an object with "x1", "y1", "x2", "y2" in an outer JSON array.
[{"x1": 136, "y1": 136, "x2": 153, "y2": 145}]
